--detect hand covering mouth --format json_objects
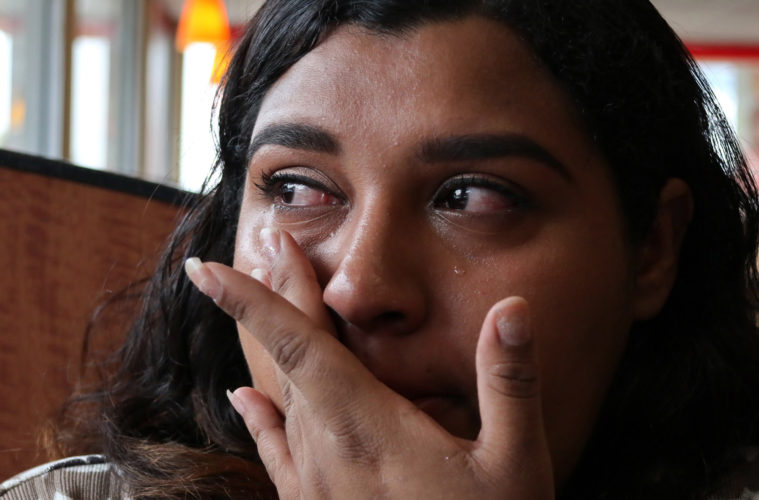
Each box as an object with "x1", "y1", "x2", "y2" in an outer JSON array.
[{"x1": 378, "y1": 380, "x2": 480, "y2": 439}]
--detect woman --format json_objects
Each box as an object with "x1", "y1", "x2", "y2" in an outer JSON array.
[{"x1": 3, "y1": 0, "x2": 758, "y2": 498}]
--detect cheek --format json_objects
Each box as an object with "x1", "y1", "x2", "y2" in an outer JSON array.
[
  {"x1": 233, "y1": 193, "x2": 280, "y2": 271},
  {"x1": 237, "y1": 322, "x2": 284, "y2": 412},
  {"x1": 531, "y1": 261, "x2": 633, "y2": 408},
  {"x1": 535, "y1": 293, "x2": 631, "y2": 486},
  {"x1": 234, "y1": 223, "x2": 267, "y2": 271},
  {"x1": 519, "y1": 239, "x2": 634, "y2": 482}
]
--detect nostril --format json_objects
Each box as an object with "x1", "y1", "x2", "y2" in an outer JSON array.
[
  {"x1": 375, "y1": 310, "x2": 405, "y2": 326},
  {"x1": 328, "y1": 306, "x2": 411, "y2": 338},
  {"x1": 366, "y1": 310, "x2": 409, "y2": 333}
]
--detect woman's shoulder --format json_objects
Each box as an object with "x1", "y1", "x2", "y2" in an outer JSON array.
[{"x1": 0, "y1": 455, "x2": 128, "y2": 500}]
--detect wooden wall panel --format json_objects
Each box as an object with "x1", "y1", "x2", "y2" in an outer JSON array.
[{"x1": 0, "y1": 159, "x2": 187, "y2": 481}]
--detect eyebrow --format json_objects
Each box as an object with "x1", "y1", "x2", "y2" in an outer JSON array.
[
  {"x1": 248, "y1": 123, "x2": 340, "y2": 160},
  {"x1": 419, "y1": 134, "x2": 572, "y2": 181},
  {"x1": 248, "y1": 123, "x2": 571, "y2": 181}
]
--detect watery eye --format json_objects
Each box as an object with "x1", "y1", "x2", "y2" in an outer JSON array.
[
  {"x1": 437, "y1": 185, "x2": 521, "y2": 214},
  {"x1": 278, "y1": 182, "x2": 341, "y2": 207}
]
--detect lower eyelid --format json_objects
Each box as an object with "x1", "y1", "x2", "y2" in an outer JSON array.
[
  {"x1": 271, "y1": 205, "x2": 348, "y2": 227},
  {"x1": 431, "y1": 210, "x2": 514, "y2": 235}
]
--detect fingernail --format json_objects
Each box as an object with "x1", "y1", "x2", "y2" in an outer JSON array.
[
  {"x1": 227, "y1": 389, "x2": 247, "y2": 416},
  {"x1": 496, "y1": 307, "x2": 531, "y2": 347},
  {"x1": 260, "y1": 227, "x2": 280, "y2": 259},
  {"x1": 184, "y1": 257, "x2": 221, "y2": 301},
  {"x1": 250, "y1": 267, "x2": 271, "y2": 288}
]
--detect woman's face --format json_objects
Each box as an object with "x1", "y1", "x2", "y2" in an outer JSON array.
[{"x1": 234, "y1": 16, "x2": 645, "y2": 485}]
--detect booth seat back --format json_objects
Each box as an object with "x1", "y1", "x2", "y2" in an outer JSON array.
[{"x1": 0, "y1": 150, "x2": 189, "y2": 481}]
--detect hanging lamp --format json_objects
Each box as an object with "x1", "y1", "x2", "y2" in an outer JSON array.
[
  {"x1": 175, "y1": 0, "x2": 231, "y2": 52},
  {"x1": 210, "y1": 40, "x2": 232, "y2": 84}
]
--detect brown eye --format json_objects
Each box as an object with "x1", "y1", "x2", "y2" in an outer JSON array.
[
  {"x1": 437, "y1": 186, "x2": 520, "y2": 213},
  {"x1": 433, "y1": 175, "x2": 527, "y2": 214}
]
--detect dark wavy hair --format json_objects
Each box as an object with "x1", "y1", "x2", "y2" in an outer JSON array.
[{"x1": 54, "y1": 1, "x2": 759, "y2": 498}]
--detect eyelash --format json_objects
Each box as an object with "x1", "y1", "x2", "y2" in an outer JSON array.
[
  {"x1": 256, "y1": 170, "x2": 341, "y2": 204},
  {"x1": 255, "y1": 170, "x2": 529, "y2": 212},
  {"x1": 432, "y1": 174, "x2": 529, "y2": 211}
]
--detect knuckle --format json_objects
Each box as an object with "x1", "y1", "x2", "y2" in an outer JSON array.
[
  {"x1": 216, "y1": 285, "x2": 249, "y2": 323},
  {"x1": 246, "y1": 420, "x2": 263, "y2": 443},
  {"x1": 268, "y1": 326, "x2": 311, "y2": 375},
  {"x1": 335, "y1": 430, "x2": 368, "y2": 462},
  {"x1": 487, "y1": 361, "x2": 539, "y2": 399},
  {"x1": 328, "y1": 420, "x2": 381, "y2": 467},
  {"x1": 273, "y1": 270, "x2": 296, "y2": 297},
  {"x1": 280, "y1": 382, "x2": 295, "y2": 411}
]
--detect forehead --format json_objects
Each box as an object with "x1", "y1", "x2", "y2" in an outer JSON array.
[{"x1": 253, "y1": 16, "x2": 595, "y2": 170}]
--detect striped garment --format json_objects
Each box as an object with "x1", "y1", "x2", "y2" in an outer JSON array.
[
  {"x1": 0, "y1": 455, "x2": 127, "y2": 500},
  {"x1": 2, "y1": 451, "x2": 759, "y2": 499}
]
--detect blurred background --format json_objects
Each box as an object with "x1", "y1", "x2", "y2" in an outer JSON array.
[{"x1": 0, "y1": 0, "x2": 757, "y2": 192}]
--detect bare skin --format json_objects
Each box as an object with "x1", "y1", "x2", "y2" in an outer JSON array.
[{"x1": 186, "y1": 16, "x2": 692, "y2": 498}]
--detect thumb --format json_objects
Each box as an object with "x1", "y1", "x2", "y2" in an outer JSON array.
[{"x1": 473, "y1": 297, "x2": 553, "y2": 492}]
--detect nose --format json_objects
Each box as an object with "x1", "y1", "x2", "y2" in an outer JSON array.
[{"x1": 321, "y1": 201, "x2": 427, "y2": 336}]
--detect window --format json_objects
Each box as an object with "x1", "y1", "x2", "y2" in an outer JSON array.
[
  {"x1": 0, "y1": 0, "x2": 65, "y2": 158},
  {"x1": 0, "y1": 0, "x2": 245, "y2": 191},
  {"x1": 698, "y1": 57, "x2": 759, "y2": 173}
]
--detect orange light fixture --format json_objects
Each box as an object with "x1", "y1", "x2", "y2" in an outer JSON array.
[
  {"x1": 175, "y1": 0, "x2": 231, "y2": 52},
  {"x1": 210, "y1": 40, "x2": 233, "y2": 84}
]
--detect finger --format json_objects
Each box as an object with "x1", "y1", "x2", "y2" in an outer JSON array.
[
  {"x1": 185, "y1": 259, "x2": 383, "y2": 421},
  {"x1": 252, "y1": 228, "x2": 334, "y2": 404},
  {"x1": 472, "y1": 297, "x2": 553, "y2": 489},
  {"x1": 259, "y1": 228, "x2": 334, "y2": 333},
  {"x1": 228, "y1": 387, "x2": 299, "y2": 498}
]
